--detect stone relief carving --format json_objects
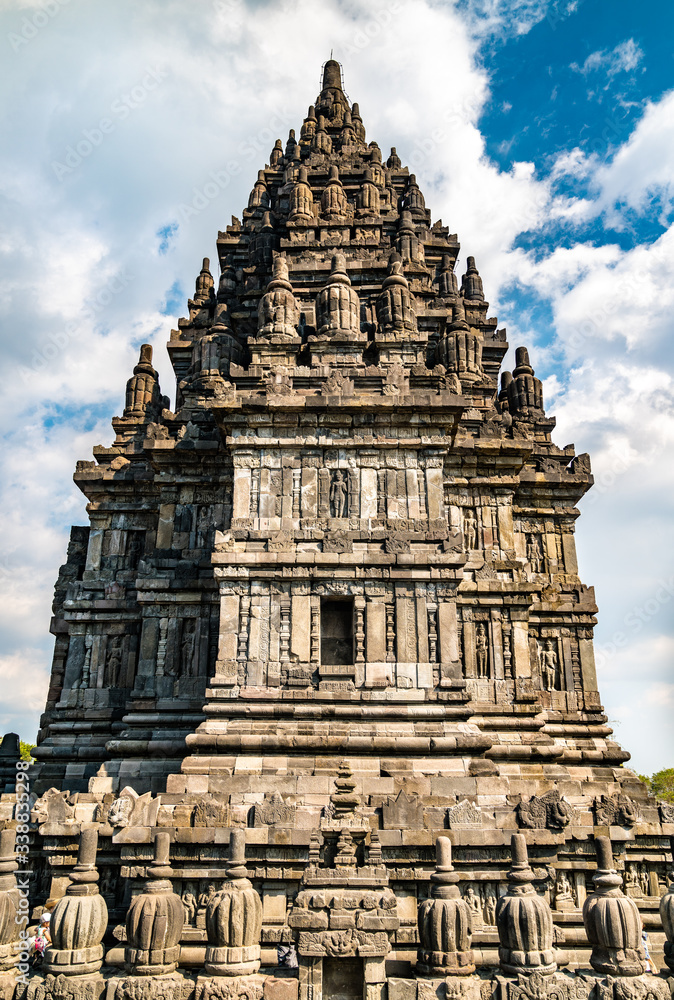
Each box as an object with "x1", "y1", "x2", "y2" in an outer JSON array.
[
  {"x1": 28, "y1": 974, "x2": 106, "y2": 1000},
  {"x1": 194, "y1": 799, "x2": 230, "y2": 827},
  {"x1": 553, "y1": 872, "x2": 577, "y2": 911},
  {"x1": 540, "y1": 639, "x2": 560, "y2": 691},
  {"x1": 180, "y1": 620, "x2": 197, "y2": 677},
  {"x1": 329, "y1": 470, "x2": 348, "y2": 518},
  {"x1": 30, "y1": 788, "x2": 75, "y2": 826},
  {"x1": 253, "y1": 791, "x2": 296, "y2": 827},
  {"x1": 517, "y1": 790, "x2": 574, "y2": 830},
  {"x1": 594, "y1": 793, "x2": 640, "y2": 827},
  {"x1": 659, "y1": 801, "x2": 674, "y2": 823},
  {"x1": 381, "y1": 790, "x2": 423, "y2": 830},
  {"x1": 476, "y1": 623, "x2": 489, "y2": 678},
  {"x1": 447, "y1": 799, "x2": 483, "y2": 829},
  {"x1": 196, "y1": 979, "x2": 262, "y2": 1000},
  {"x1": 463, "y1": 507, "x2": 478, "y2": 550},
  {"x1": 527, "y1": 533, "x2": 544, "y2": 572}
]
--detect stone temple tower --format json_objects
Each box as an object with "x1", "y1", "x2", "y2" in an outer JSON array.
[{"x1": 21, "y1": 59, "x2": 672, "y2": 1000}]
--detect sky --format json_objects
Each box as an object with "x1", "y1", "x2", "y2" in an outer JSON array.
[{"x1": 0, "y1": 0, "x2": 673, "y2": 773}]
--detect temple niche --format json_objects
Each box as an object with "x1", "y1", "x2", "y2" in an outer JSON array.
[{"x1": 17, "y1": 58, "x2": 672, "y2": 1000}]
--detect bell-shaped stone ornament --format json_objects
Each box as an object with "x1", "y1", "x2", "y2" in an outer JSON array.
[
  {"x1": 340, "y1": 119, "x2": 356, "y2": 149},
  {"x1": 204, "y1": 830, "x2": 262, "y2": 977},
  {"x1": 368, "y1": 144, "x2": 385, "y2": 186},
  {"x1": 583, "y1": 836, "x2": 648, "y2": 977},
  {"x1": 387, "y1": 146, "x2": 402, "y2": 169},
  {"x1": 285, "y1": 128, "x2": 298, "y2": 159},
  {"x1": 507, "y1": 347, "x2": 544, "y2": 414},
  {"x1": 358, "y1": 166, "x2": 380, "y2": 216},
  {"x1": 217, "y1": 257, "x2": 237, "y2": 301},
  {"x1": 461, "y1": 256, "x2": 484, "y2": 301},
  {"x1": 660, "y1": 865, "x2": 674, "y2": 972},
  {"x1": 315, "y1": 253, "x2": 360, "y2": 339},
  {"x1": 417, "y1": 837, "x2": 475, "y2": 976},
  {"x1": 376, "y1": 255, "x2": 416, "y2": 336},
  {"x1": 0, "y1": 831, "x2": 21, "y2": 976},
  {"x1": 321, "y1": 165, "x2": 347, "y2": 220},
  {"x1": 247, "y1": 171, "x2": 269, "y2": 210},
  {"x1": 351, "y1": 102, "x2": 366, "y2": 141},
  {"x1": 194, "y1": 257, "x2": 214, "y2": 304},
  {"x1": 498, "y1": 371, "x2": 513, "y2": 413},
  {"x1": 249, "y1": 211, "x2": 276, "y2": 269},
  {"x1": 438, "y1": 255, "x2": 458, "y2": 298},
  {"x1": 300, "y1": 105, "x2": 317, "y2": 143},
  {"x1": 44, "y1": 828, "x2": 109, "y2": 977},
  {"x1": 289, "y1": 165, "x2": 314, "y2": 222},
  {"x1": 269, "y1": 139, "x2": 283, "y2": 167},
  {"x1": 435, "y1": 298, "x2": 484, "y2": 383},
  {"x1": 312, "y1": 115, "x2": 332, "y2": 154},
  {"x1": 403, "y1": 173, "x2": 426, "y2": 218},
  {"x1": 125, "y1": 831, "x2": 184, "y2": 976},
  {"x1": 257, "y1": 256, "x2": 300, "y2": 340},
  {"x1": 397, "y1": 210, "x2": 423, "y2": 264},
  {"x1": 124, "y1": 344, "x2": 161, "y2": 421},
  {"x1": 496, "y1": 834, "x2": 556, "y2": 976}
]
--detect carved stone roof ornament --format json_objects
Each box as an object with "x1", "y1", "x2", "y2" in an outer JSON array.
[
  {"x1": 124, "y1": 832, "x2": 184, "y2": 976},
  {"x1": 496, "y1": 834, "x2": 556, "y2": 977},
  {"x1": 582, "y1": 836, "x2": 649, "y2": 977},
  {"x1": 417, "y1": 836, "x2": 475, "y2": 977}
]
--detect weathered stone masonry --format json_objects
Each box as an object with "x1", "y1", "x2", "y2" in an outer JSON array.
[{"x1": 4, "y1": 59, "x2": 672, "y2": 1000}]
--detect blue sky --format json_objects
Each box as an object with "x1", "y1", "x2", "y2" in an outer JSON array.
[{"x1": 0, "y1": 0, "x2": 672, "y2": 771}]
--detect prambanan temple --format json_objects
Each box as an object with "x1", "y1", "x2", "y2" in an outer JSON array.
[{"x1": 3, "y1": 59, "x2": 673, "y2": 1000}]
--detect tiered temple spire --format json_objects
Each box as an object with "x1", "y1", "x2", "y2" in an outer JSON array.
[{"x1": 26, "y1": 56, "x2": 672, "y2": 1000}]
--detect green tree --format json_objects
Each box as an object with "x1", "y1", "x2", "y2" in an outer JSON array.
[
  {"x1": 19, "y1": 741, "x2": 35, "y2": 763},
  {"x1": 639, "y1": 768, "x2": 674, "y2": 802}
]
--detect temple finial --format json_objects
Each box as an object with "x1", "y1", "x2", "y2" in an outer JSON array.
[{"x1": 322, "y1": 58, "x2": 342, "y2": 91}]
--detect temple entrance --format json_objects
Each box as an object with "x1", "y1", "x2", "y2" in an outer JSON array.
[
  {"x1": 320, "y1": 598, "x2": 354, "y2": 664},
  {"x1": 322, "y1": 957, "x2": 363, "y2": 1000}
]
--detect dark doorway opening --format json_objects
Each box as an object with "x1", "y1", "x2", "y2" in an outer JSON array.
[
  {"x1": 320, "y1": 598, "x2": 353, "y2": 665},
  {"x1": 322, "y1": 957, "x2": 363, "y2": 1000}
]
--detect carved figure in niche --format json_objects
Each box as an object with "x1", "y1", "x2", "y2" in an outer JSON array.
[
  {"x1": 625, "y1": 864, "x2": 642, "y2": 896},
  {"x1": 527, "y1": 534, "x2": 543, "y2": 573},
  {"x1": 476, "y1": 623, "x2": 489, "y2": 679},
  {"x1": 330, "y1": 471, "x2": 347, "y2": 519},
  {"x1": 181, "y1": 621, "x2": 196, "y2": 676},
  {"x1": 640, "y1": 866, "x2": 650, "y2": 897},
  {"x1": 174, "y1": 504, "x2": 193, "y2": 534},
  {"x1": 464, "y1": 885, "x2": 483, "y2": 926},
  {"x1": 105, "y1": 636, "x2": 123, "y2": 687},
  {"x1": 197, "y1": 883, "x2": 217, "y2": 929},
  {"x1": 182, "y1": 888, "x2": 198, "y2": 925},
  {"x1": 126, "y1": 531, "x2": 143, "y2": 569},
  {"x1": 100, "y1": 868, "x2": 115, "y2": 902},
  {"x1": 484, "y1": 887, "x2": 497, "y2": 925},
  {"x1": 541, "y1": 640, "x2": 558, "y2": 691},
  {"x1": 196, "y1": 504, "x2": 216, "y2": 548},
  {"x1": 463, "y1": 507, "x2": 477, "y2": 550},
  {"x1": 554, "y1": 872, "x2": 576, "y2": 911}
]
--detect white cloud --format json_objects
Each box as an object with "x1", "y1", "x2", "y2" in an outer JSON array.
[
  {"x1": 552, "y1": 89, "x2": 674, "y2": 226},
  {"x1": 572, "y1": 38, "x2": 644, "y2": 78}
]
